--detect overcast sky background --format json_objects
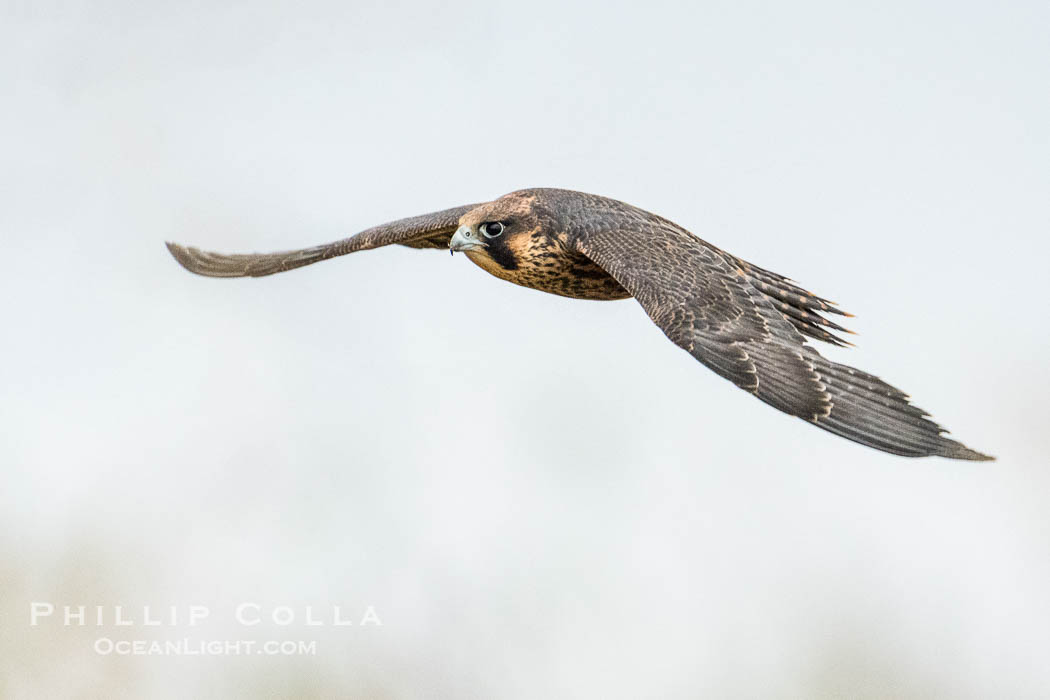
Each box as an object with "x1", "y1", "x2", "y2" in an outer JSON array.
[{"x1": 3, "y1": 1, "x2": 1049, "y2": 697}]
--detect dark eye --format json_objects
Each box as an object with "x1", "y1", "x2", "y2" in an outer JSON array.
[{"x1": 479, "y1": 221, "x2": 505, "y2": 239}]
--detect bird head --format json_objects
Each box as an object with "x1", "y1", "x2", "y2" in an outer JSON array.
[{"x1": 448, "y1": 191, "x2": 548, "y2": 271}]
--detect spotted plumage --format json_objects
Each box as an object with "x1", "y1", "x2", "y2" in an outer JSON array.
[{"x1": 166, "y1": 187, "x2": 993, "y2": 461}]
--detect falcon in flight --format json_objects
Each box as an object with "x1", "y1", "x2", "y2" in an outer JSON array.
[{"x1": 167, "y1": 188, "x2": 992, "y2": 461}]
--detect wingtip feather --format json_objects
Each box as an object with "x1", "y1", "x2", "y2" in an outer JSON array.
[
  {"x1": 940, "y1": 442, "x2": 996, "y2": 462},
  {"x1": 165, "y1": 241, "x2": 201, "y2": 274}
]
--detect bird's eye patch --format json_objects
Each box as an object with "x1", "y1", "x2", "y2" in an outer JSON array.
[{"x1": 480, "y1": 222, "x2": 505, "y2": 238}]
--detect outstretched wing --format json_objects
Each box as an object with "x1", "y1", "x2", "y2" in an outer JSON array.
[
  {"x1": 572, "y1": 208, "x2": 992, "y2": 461},
  {"x1": 166, "y1": 203, "x2": 481, "y2": 277}
]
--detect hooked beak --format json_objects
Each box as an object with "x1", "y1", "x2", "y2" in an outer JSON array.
[{"x1": 449, "y1": 225, "x2": 487, "y2": 255}]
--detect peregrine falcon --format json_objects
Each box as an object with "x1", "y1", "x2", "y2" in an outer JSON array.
[{"x1": 167, "y1": 188, "x2": 993, "y2": 461}]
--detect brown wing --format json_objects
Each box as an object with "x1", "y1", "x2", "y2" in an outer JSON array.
[
  {"x1": 166, "y1": 203, "x2": 481, "y2": 277},
  {"x1": 570, "y1": 202, "x2": 992, "y2": 461}
]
